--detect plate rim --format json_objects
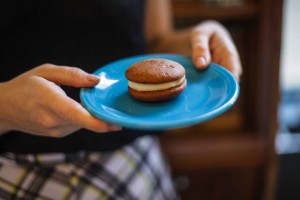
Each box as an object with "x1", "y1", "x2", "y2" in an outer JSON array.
[{"x1": 80, "y1": 53, "x2": 240, "y2": 130}]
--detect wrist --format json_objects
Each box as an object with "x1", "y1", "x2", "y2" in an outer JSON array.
[{"x1": 0, "y1": 82, "x2": 12, "y2": 135}]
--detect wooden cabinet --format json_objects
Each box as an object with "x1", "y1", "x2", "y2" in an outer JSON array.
[{"x1": 160, "y1": 0, "x2": 283, "y2": 199}]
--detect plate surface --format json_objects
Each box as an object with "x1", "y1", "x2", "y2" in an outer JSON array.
[{"x1": 80, "y1": 54, "x2": 239, "y2": 130}]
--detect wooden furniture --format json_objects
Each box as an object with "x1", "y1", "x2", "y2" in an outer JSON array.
[{"x1": 160, "y1": 0, "x2": 283, "y2": 199}]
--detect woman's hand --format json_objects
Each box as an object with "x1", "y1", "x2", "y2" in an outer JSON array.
[
  {"x1": 0, "y1": 64, "x2": 121, "y2": 137},
  {"x1": 191, "y1": 20, "x2": 242, "y2": 81},
  {"x1": 145, "y1": 0, "x2": 242, "y2": 80}
]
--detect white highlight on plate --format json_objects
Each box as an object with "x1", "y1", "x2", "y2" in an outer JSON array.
[{"x1": 96, "y1": 72, "x2": 119, "y2": 89}]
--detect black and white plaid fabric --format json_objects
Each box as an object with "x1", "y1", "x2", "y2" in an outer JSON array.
[{"x1": 0, "y1": 136, "x2": 178, "y2": 200}]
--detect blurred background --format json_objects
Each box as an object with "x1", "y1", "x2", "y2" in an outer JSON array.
[
  {"x1": 159, "y1": 0, "x2": 300, "y2": 199},
  {"x1": 276, "y1": 0, "x2": 300, "y2": 199}
]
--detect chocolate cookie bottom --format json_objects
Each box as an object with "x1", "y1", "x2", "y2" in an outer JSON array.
[{"x1": 128, "y1": 80, "x2": 187, "y2": 102}]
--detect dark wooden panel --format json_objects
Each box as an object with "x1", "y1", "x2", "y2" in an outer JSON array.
[
  {"x1": 162, "y1": 0, "x2": 283, "y2": 199},
  {"x1": 174, "y1": 167, "x2": 264, "y2": 200}
]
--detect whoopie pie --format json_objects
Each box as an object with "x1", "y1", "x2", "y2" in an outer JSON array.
[{"x1": 125, "y1": 58, "x2": 187, "y2": 102}]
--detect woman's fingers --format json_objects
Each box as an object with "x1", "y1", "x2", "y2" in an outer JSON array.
[
  {"x1": 33, "y1": 64, "x2": 100, "y2": 87},
  {"x1": 2, "y1": 64, "x2": 121, "y2": 138},
  {"x1": 191, "y1": 29, "x2": 212, "y2": 69},
  {"x1": 47, "y1": 91, "x2": 121, "y2": 133},
  {"x1": 190, "y1": 20, "x2": 242, "y2": 81}
]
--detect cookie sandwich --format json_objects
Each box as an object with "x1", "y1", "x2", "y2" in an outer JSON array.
[{"x1": 125, "y1": 58, "x2": 187, "y2": 102}]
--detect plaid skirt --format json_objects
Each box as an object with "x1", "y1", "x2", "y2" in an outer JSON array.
[{"x1": 0, "y1": 136, "x2": 178, "y2": 200}]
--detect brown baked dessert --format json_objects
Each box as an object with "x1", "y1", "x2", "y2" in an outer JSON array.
[{"x1": 125, "y1": 58, "x2": 187, "y2": 102}]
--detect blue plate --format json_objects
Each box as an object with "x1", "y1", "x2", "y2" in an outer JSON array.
[{"x1": 80, "y1": 54, "x2": 239, "y2": 130}]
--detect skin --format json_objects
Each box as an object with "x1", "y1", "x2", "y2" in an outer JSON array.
[
  {"x1": 0, "y1": 65, "x2": 121, "y2": 137},
  {"x1": 146, "y1": 0, "x2": 242, "y2": 81},
  {"x1": 0, "y1": 0, "x2": 242, "y2": 137}
]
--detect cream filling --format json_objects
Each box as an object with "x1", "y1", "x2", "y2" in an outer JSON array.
[{"x1": 128, "y1": 76, "x2": 186, "y2": 92}]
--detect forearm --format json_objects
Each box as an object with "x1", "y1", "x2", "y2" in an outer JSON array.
[
  {"x1": 147, "y1": 28, "x2": 192, "y2": 55},
  {"x1": 0, "y1": 82, "x2": 12, "y2": 135},
  {"x1": 147, "y1": 20, "x2": 228, "y2": 55},
  {"x1": 145, "y1": 0, "x2": 191, "y2": 55}
]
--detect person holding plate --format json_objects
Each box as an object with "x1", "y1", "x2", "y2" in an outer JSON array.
[{"x1": 0, "y1": 0, "x2": 241, "y2": 199}]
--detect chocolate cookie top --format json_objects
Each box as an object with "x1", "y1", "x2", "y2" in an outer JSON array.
[{"x1": 125, "y1": 58, "x2": 185, "y2": 84}]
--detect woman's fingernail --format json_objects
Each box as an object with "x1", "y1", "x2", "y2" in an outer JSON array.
[
  {"x1": 109, "y1": 125, "x2": 122, "y2": 131},
  {"x1": 86, "y1": 74, "x2": 100, "y2": 82},
  {"x1": 197, "y1": 57, "x2": 206, "y2": 67}
]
